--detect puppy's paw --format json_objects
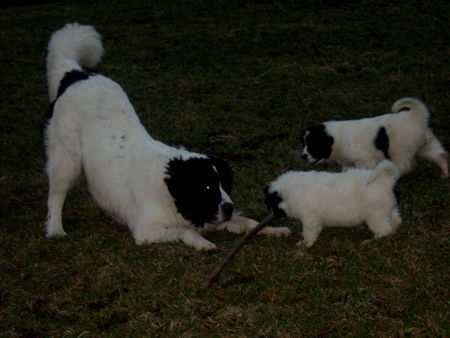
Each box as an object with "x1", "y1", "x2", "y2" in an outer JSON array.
[
  {"x1": 362, "y1": 239, "x2": 372, "y2": 246},
  {"x1": 134, "y1": 238, "x2": 146, "y2": 246},
  {"x1": 259, "y1": 226, "x2": 292, "y2": 237},
  {"x1": 46, "y1": 228, "x2": 68, "y2": 238},
  {"x1": 296, "y1": 239, "x2": 313, "y2": 248}
]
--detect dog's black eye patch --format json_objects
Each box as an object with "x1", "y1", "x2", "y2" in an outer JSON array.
[
  {"x1": 165, "y1": 157, "x2": 226, "y2": 227},
  {"x1": 264, "y1": 186, "x2": 287, "y2": 219}
]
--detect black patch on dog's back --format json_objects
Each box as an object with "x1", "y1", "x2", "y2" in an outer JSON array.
[
  {"x1": 264, "y1": 186, "x2": 287, "y2": 219},
  {"x1": 302, "y1": 124, "x2": 334, "y2": 161},
  {"x1": 41, "y1": 70, "x2": 92, "y2": 136},
  {"x1": 374, "y1": 126, "x2": 390, "y2": 159},
  {"x1": 56, "y1": 70, "x2": 91, "y2": 100},
  {"x1": 164, "y1": 157, "x2": 229, "y2": 227}
]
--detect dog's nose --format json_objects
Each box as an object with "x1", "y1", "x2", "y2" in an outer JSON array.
[
  {"x1": 221, "y1": 202, "x2": 234, "y2": 219},
  {"x1": 301, "y1": 154, "x2": 308, "y2": 161}
]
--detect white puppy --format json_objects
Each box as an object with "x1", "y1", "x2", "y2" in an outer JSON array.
[
  {"x1": 300, "y1": 98, "x2": 448, "y2": 177},
  {"x1": 265, "y1": 160, "x2": 402, "y2": 247},
  {"x1": 43, "y1": 23, "x2": 290, "y2": 251}
]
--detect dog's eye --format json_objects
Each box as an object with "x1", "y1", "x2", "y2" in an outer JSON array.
[{"x1": 203, "y1": 185, "x2": 212, "y2": 192}]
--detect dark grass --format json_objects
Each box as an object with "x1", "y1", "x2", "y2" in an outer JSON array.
[{"x1": 1, "y1": 0, "x2": 449, "y2": 335}]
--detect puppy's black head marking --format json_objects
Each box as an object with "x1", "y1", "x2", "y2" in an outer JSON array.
[
  {"x1": 264, "y1": 186, "x2": 287, "y2": 219},
  {"x1": 374, "y1": 126, "x2": 390, "y2": 159},
  {"x1": 164, "y1": 156, "x2": 232, "y2": 227},
  {"x1": 302, "y1": 124, "x2": 334, "y2": 161}
]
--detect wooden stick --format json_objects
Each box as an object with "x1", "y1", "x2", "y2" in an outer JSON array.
[{"x1": 199, "y1": 213, "x2": 275, "y2": 292}]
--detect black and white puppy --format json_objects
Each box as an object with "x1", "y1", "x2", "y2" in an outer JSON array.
[
  {"x1": 300, "y1": 98, "x2": 448, "y2": 177},
  {"x1": 43, "y1": 23, "x2": 290, "y2": 250},
  {"x1": 265, "y1": 160, "x2": 402, "y2": 247}
]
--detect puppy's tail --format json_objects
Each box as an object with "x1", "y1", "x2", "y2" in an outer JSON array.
[
  {"x1": 46, "y1": 23, "x2": 103, "y2": 101},
  {"x1": 367, "y1": 160, "x2": 400, "y2": 186},
  {"x1": 391, "y1": 97, "x2": 429, "y2": 126}
]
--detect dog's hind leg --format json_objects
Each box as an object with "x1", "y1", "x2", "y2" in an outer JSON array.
[
  {"x1": 418, "y1": 130, "x2": 448, "y2": 178},
  {"x1": 45, "y1": 142, "x2": 82, "y2": 237}
]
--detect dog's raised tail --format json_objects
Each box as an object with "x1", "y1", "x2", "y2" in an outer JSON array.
[
  {"x1": 391, "y1": 97, "x2": 429, "y2": 125},
  {"x1": 367, "y1": 160, "x2": 400, "y2": 186},
  {"x1": 46, "y1": 23, "x2": 103, "y2": 101}
]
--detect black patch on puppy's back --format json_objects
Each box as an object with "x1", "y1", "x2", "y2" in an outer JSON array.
[
  {"x1": 164, "y1": 157, "x2": 228, "y2": 227},
  {"x1": 374, "y1": 126, "x2": 390, "y2": 159},
  {"x1": 302, "y1": 124, "x2": 334, "y2": 161},
  {"x1": 264, "y1": 186, "x2": 287, "y2": 219}
]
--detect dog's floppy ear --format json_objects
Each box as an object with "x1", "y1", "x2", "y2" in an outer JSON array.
[
  {"x1": 208, "y1": 155, "x2": 233, "y2": 194},
  {"x1": 264, "y1": 186, "x2": 287, "y2": 219},
  {"x1": 300, "y1": 128, "x2": 309, "y2": 145}
]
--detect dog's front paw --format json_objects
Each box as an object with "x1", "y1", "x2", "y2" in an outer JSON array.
[
  {"x1": 193, "y1": 238, "x2": 217, "y2": 252},
  {"x1": 259, "y1": 226, "x2": 292, "y2": 237}
]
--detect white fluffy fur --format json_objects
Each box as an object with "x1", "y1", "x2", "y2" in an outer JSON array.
[
  {"x1": 44, "y1": 23, "x2": 290, "y2": 250},
  {"x1": 267, "y1": 160, "x2": 402, "y2": 247},
  {"x1": 302, "y1": 98, "x2": 448, "y2": 177}
]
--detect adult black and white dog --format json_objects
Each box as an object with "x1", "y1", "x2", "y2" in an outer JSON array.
[
  {"x1": 43, "y1": 23, "x2": 290, "y2": 250},
  {"x1": 300, "y1": 98, "x2": 448, "y2": 177},
  {"x1": 265, "y1": 160, "x2": 402, "y2": 247}
]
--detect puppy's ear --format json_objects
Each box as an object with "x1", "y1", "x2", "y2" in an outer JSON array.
[
  {"x1": 208, "y1": 156, "x2": 233, "y2": 194},
  {"x1": 264, "y1": 186, "x2": 287, "y2": 219}
]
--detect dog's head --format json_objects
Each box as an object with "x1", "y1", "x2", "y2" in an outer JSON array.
[
  {"x1": 264, "y1": 186, "x2": 287, "y2": 219},
  {"x1": 164, "y1": 156, "x2": 234, "y2": 227},
  {"x1": 300, "y1": 124, "x2": 334, "y2": 164}
]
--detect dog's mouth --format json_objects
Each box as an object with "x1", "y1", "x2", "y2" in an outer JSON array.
[
  {"x1": 209, "y1": 207, "x2": 234, "y2": 225},
  {"x1": 210, "y1": 215, "x2": 231, "y2": 225}
]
